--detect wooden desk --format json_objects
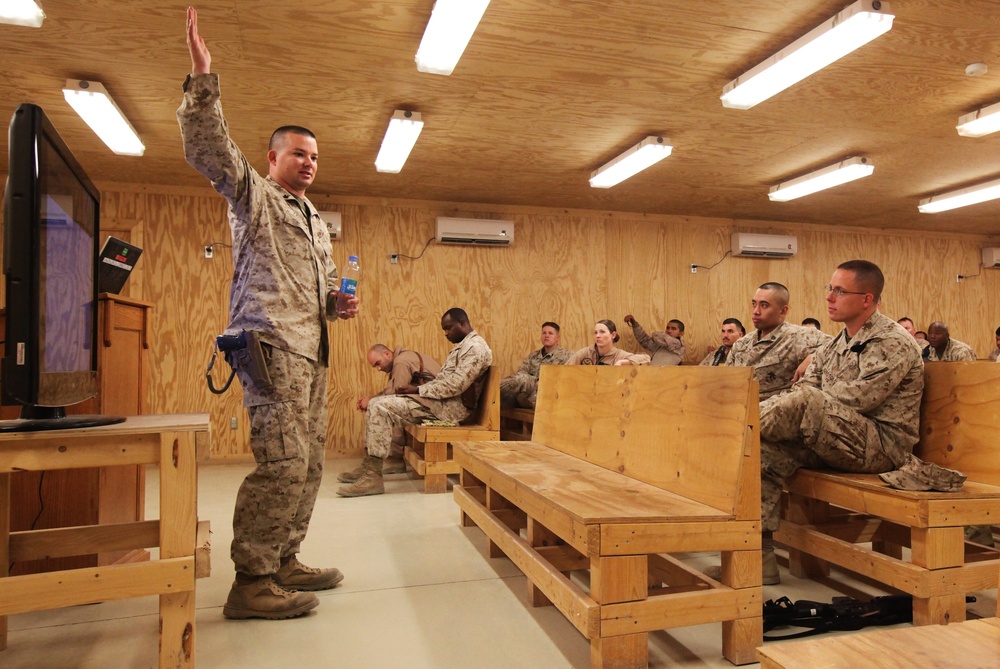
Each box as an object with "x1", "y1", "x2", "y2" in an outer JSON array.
[{"x1": 0, "y1": 414, "x2": 211, "y2": 668}]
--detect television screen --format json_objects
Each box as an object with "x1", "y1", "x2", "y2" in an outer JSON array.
[{"x1": 2, "y1": 103, "x2": 123, "y2": 431}]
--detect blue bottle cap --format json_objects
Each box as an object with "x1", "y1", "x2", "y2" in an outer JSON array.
[{"x1": 348, "y1": 255, "x2": 359, "y2": 262}]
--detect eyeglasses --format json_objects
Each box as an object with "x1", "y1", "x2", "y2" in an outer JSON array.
[{"x1": 824, "y1": 285, "x2": 868, "y2": 298}]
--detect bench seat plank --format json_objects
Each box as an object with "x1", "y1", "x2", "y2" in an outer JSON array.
[
  {"x1": 757, "y1": 617, "x2": 1000, "y2": 669},
  {"x1": 457, "y1": 440, "x2": 732, "y2": 525},
  {"x1": 786, "y1": 470, "x2": 1000, "y2": 527}
]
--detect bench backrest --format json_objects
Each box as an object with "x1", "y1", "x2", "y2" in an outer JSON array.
[
  {"x1": 532, "y1": 365, "x2": 760, "y2": 517},
  {"x1": 917, "y1": 361, "x2": 1000, "y2": 485},
  {"x1": 460, "y1": 365, "x2": 500, "y2": 430}
]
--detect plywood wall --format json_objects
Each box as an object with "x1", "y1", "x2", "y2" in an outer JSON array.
[{"x1": 3, "y1": 181, "x2": 999, "y2": 460}]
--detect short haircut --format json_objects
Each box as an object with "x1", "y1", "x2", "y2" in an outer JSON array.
[
  {"x1": 369, "y1": 343, "x2": 390, "y2": 355},
  {"x1": 837, "y1": 259, "x2": 884, "y2": 303},
  {"x1": 801, "y1": 317, "x2": 821, "y2": 328},
  {"x1": 597, "y1": 319, "x2": 620, "y2": 343},
  {"x1": 541, "y1": 321, "x2": 560, "y2": 332},
  {"x1": 443, "y1": 307, "x2": 470, "y2": 325},
  {"x1": 897, "y1": 317, "x2": 913, "y2": 327},
  {"x1": 668, "y1": 319, "x2": 685, "y2": 333},
  {"x1": 758, "y1": 282, "x2": 790, "y2": 307},
  {"x1": 995, "y1": 325, "x2": 1000, "y2": 336},
  {"x1": 915, "y1": 331, "x2": 927, "y2": 338},
  {"x1": 723, "y1": 317, "x2": 745, "y2": 335},
  {"x1": 269, "y1": 125, "x2": 316, "y2": 151}
]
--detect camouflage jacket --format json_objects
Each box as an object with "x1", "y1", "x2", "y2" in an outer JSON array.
[
  {"x1": 415, "y1": 331, "x2": 493, "y2": 423},
  {"x1": 511, "y1": 346, "x2": 573, "y2": 379},
  {"x1": 799, "y1": 311, "x2": 924, "y2": 463},
  {"x1": 924, "y1": 338, "x2": 977, "y2": 362},
  {"x1": 727, "y1": 322, "x2": 829, "y2": 400},
  {"x1": 177, "y1": 74, "x2": 338, "y2": 363}
]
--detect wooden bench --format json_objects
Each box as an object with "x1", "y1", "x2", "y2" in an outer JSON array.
[
  {"x1": 775, "y1": 361, "x2": 1000, "y2": 626},
  {"x1": 757, "y1": 533, "x2": 1000, "y2": 669},
  {"x1": 454, "y1": 365, "x2": 763, "y2": 668},
  {"x1": 499, "y1": 406, "x2": 534, "y2": 440},
  {"x1": 403, "y1": 365, "x2": 500, "y2": 493}
]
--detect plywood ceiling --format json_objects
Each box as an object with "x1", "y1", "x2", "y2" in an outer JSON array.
[{"x1": 2, "y1": 0, "x2": 1000, "y2": 235}]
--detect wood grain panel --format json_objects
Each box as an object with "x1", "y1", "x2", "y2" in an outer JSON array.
[{"x1": 4, "y1": 181, "x2": 1000, "y2": 460}]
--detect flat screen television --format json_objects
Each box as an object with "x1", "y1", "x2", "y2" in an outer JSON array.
[{"x1": 1, "y1": 103, "x2": 124, "y2": 432}]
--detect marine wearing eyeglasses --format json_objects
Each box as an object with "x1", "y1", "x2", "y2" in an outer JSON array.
[{"x1": 738, "y1": 261, "x2": 925, "y2": 585}]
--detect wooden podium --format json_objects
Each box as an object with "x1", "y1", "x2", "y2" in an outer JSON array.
[
  {"x1": 2, "y1": 294, "x2": 154, "y2": 574},
  {"x1": 0, "y1": 413, "x2": 211, "y2": 668}
]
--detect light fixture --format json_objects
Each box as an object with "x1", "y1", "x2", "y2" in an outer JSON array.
[
  {"x1": 721, "y1": 0, "x2": 894, "y2": 110},
  {"x1": 374, "y1": 110, "x2": 424, "y2": 173},
  {"x1": 918, "y1": 177, "x2": 1000, "y2": 213},
  {"x1": 957, "y1": 100, "x2": 1000, "y2": 138},
  {"x1": 62, "y1": 80, "x2": 145, "y2": 156},
  {"x1": 768, "y1": 156, "x2": 874, "y2": 202},
  {"x1": 415, "y1": 0, "x2": 490, "y2": 75},
  {"x1": 0, "y1": 0, "x2": 44, "y2": 27},
  {"x1": 589, "y1": 136, "x2": 672, "y2": 189}
]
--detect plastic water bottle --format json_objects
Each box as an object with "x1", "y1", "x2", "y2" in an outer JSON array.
[{"x1": 336, "y1": 255, "x2": 360, "y2": 317}]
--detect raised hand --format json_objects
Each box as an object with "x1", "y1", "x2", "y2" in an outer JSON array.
[{"x1": 186, "y1": 6, "x2": 211, "y2": 74}]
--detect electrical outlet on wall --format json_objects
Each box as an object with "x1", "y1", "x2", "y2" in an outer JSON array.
[{"x1": 205, "y1": 245, "x2": 214, "y2": 259}]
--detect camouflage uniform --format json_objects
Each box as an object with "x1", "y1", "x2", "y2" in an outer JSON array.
[
  {"x1": 990, "y1": 348, "x2": 999, "y2": 362},
  {"x1": 500, "y1": 346, "x2": 572, "y2": 408},
  {"x1": 629, "y1": 320, "x2": 685, "y2": 365},
  {"x1": 758, "y1": 311, "x2": 924, "y2": 531},
  {"x1": 699, "y1": 347, "x2": 729, "y2": 366},
  {"x1": 365, "y1": 332, "x2": 492, "y2": 458},
  {"x1": 178, "y1": 74, "x2": 339, "y2": 576},
  {"x1": 924, "y1": 338, "x2": 977, "y2": 362},
  {"x1": 726, "y1": 322, "x2": 830, "y2": 400},
  {"x1": 377, "y1": 348, "x2": 441, "y2": 456},
  {"x1": 565, "y1": 346, "x2": 650, "y2": 366}
]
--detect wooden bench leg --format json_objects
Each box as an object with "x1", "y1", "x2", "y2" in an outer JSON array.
[
  {"x1": 718, "y1": 549, "x2": 762, "y2": 664},
  {"x1": 591, "y1": 555, "x2": 647, "y2": 669},
  {"x1": 527, "y1": 519, "x2": 562, "y2": 607},
  {"x1": 590, "y1": 633, "x2": 647, "y2": 669},
  {"x1": 785, "y1": 493, "x2": 830, "y2": 578},
  {"x1": 423, "y1": 441, "x2": 447, "y2": 494},
  {"x1": 487, "y1": 488, "x2": 521, "y2": 559},
  {"x1": 911, "y1": 526, "x2": 966, "y2": 625},
  {"x1": 723, "y1": 616, "x2": 762, "y2": 666},
  {"x1": 459, "y1": 469, "x2": 483, "y2": 527}
]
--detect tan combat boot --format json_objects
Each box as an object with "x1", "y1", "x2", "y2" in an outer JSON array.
[
  {"x1": 222, "y1": 574, "x2": 319, "y2": 620},
  {"x1": 336, "y1": 455, "x2": 385, "y2": 497},
  {"x1": 382, "y1": 456, "x2": 407, "y2": 475},
  {"x1": 274, "y1": 555, "x2": 344, "y2": 591},
  {"x1": 336, "y1": 460, "x2": 367, "y2": 483}
]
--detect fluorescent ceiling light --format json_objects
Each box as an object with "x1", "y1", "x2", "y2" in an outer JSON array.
[
  {"x1": 918, "y1": 177, "x2": 1000, "y2": 214},
  {"x1": 0, "y1": 0, "x2": 45, "y2": 27},
  {"x1": 721, "y1": 0, "x2": 894, "y2": 110},
  {"x1": 957, "y1": 100, "x2": 1000, "y2": 138},
  {"x1": 415, "y1": 0, "x2": 490, "y2": 75},
  {"x1": 589, "y1": 136, "x2": 672, "y2": 189},
  {"x1": 62, "y1": 80, "x2": 145, "y2": 156},
  {"x1": 768, "y1": 156, "x2": 874, "y2": 202},
  {"x1": 375, "y1": 110, "x2": 424, "y2": 173}
]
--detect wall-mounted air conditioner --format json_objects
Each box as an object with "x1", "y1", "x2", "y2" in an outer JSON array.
[
  {"x1": 318, "y1": 211, "x2": 343, "y2": 240},
  {"x1": 983, "y1": 248, "x2": 1000, "y2": 268},
  {"x1": 436, "y1": 217, "x2": 514, "y2": 246},
  {"x1": 731, "y1": 232, "x2": 797, "y2": 258}
]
